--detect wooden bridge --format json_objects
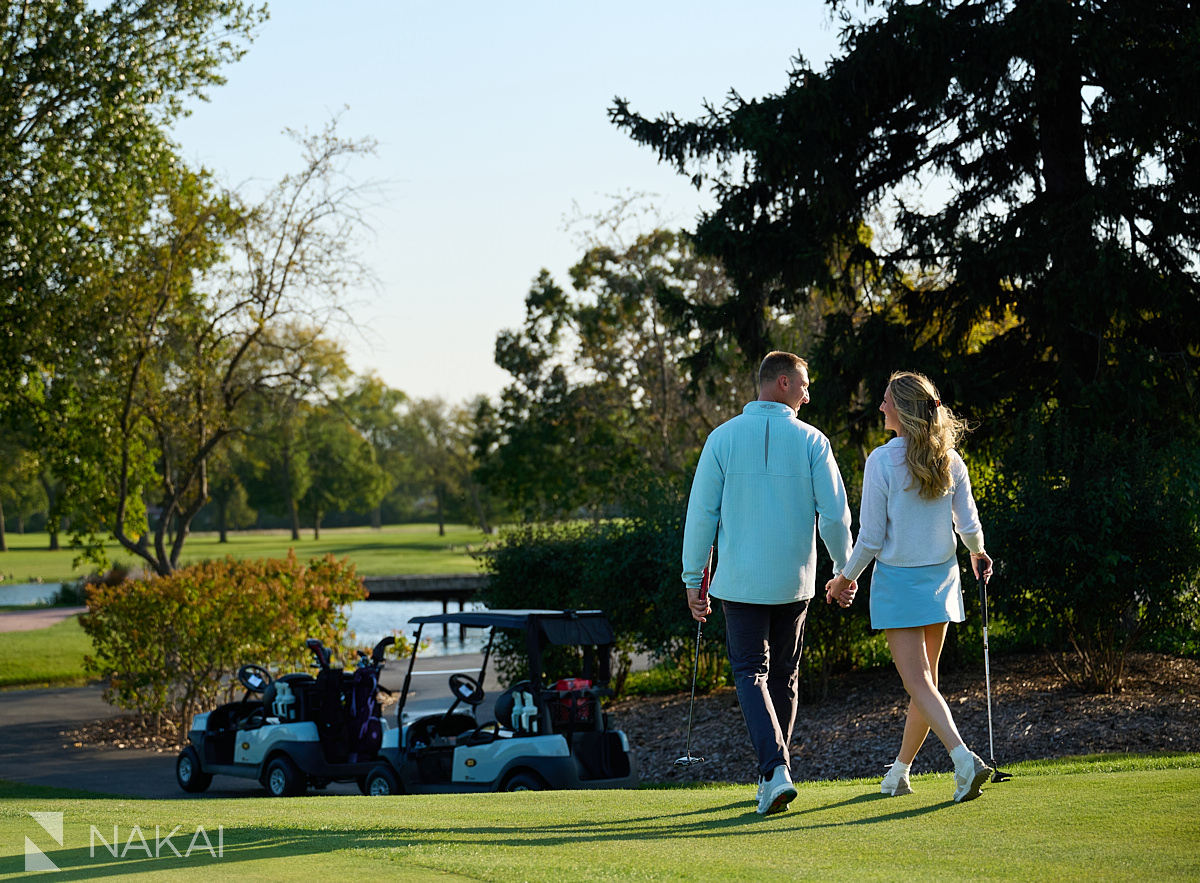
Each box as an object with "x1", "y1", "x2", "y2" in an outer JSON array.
[
  {"x1": 362, "y1": 574, "x2": 490, "y2": 641},
  {"x1": 362, "y1": 573, "x2": 488, "y2": 612}
]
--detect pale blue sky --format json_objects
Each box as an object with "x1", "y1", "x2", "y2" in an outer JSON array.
[{"x1": 173, "y1": 2, "x2": 843, "y2": 403}]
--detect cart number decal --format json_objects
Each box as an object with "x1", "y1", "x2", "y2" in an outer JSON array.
[{"x1": 465, "y1": 759, "x2": 476, "y2": 767}]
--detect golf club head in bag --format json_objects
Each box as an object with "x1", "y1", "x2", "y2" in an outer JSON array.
[
  {"x1": 675, "y1": 545, "x2": 714, "y2": 768},
  {"x1": 977, "y1": 568, "x2": 1012, "y2": 783}
]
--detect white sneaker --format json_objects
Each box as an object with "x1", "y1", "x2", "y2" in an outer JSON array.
[
  {"x1": 880, "y1": 763, "x2": 913, "y2": 796},
  {"x1": 757, "y1": 764, "x2": 797, "y2": 815},
  {"x1": 953, "y1": 751, "x2": 991, "y2": 803}
]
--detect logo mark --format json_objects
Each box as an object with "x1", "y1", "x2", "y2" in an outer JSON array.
[{"x1": 26, "y1": 812, "x2": 63, "y2": 873}]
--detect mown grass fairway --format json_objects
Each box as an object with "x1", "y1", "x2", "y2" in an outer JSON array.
[
  {"x1": 0, "y1": 524, "x2": 488, "y2": 586},
  {"x1": 1, "y1": 756, "x2": 1197, "y2": 881},
  {"x1": 0, "y1": 617, "x2": 91, "y2": 689}
]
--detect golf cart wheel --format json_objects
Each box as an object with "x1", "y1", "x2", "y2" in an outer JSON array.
[
  {"x1": 503, "y1": 771, "x2": 544, "y2": 792},
  {"x1": 363, "y1": 764, "x2": 401, "y2": 796},
  {"x1": 263, "y1": 756, "x2": 306, "y2": 797},
  {"x1": 176, "y1": 746, "x2": 212, "y2": 793}
]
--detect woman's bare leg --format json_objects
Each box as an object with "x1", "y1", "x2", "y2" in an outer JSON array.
[
  {"x1": 895, "y1": 622, "x2": 949, "y2": 764},
  {"x1": 886, "y1": 624, "x2": 964, "y2": 755}
]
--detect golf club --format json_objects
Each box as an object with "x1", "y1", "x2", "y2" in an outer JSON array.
[
  {"x1": 978, "y1": 568, "x2": 1013, "y2": 783},
  {"x1": 675, "y1": 545, "x2": 714, "y2": 768}
]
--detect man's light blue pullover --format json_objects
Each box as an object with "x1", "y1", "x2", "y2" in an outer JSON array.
[{"x1": 682, "y1": 401, "x2": 854, "y2": 605}]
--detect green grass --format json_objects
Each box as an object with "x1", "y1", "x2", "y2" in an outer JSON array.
[
  {"x1": 0, "y1": 617, "x2": 93, "y2": 689},
  {"x1": 0, "y1": 524, "x2": 489, "y2": 586},
  {"x1": 1, "y1": 755, "x2": 1197, "y2": 881}
]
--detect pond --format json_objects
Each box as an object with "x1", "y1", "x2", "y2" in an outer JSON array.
[{"x1": 0, "y1": 583, "x2": 487, "y2": 657}]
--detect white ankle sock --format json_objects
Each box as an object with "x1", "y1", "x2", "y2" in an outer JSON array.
[
  {"x1": 949, "y1": 744, "x2": 972, "y2": 766},
  {"x1": 891, "y1": 759, "x2": 911, "y2": 775}
]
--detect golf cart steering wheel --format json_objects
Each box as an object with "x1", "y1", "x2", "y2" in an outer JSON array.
[
  {"x1": 448, "y1": 672, "x2": 485, "y2": 707},
  {"x1": 236, "y1": 664, "x2": 273, "y2": 696}
]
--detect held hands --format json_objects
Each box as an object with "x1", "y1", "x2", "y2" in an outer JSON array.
[
  {"x1": 687, "y1": 586, "x2": 712, "y2": 623},
  {"x1": 825, "y1": 574, "x2": 857, "y2": 608}
]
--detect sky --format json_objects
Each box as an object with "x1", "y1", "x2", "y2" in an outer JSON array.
[{"x1": 172, "y1": 2, "x2": 844, "y2": 404}]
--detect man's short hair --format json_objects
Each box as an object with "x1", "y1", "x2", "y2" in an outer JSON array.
[{"x1": 758, "y1": 351, "x2": 808, "y2": 388}]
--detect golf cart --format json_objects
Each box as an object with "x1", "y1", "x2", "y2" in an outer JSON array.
[
  {"x1": 365, "y1": 607, "x2": 639, "y2": 795},
  {"x1": 175, "y1": 636, "x2": 394, "y2": 797},
  {"x1": 175, "y1": 608, "x2": 638, "y2": 797}
]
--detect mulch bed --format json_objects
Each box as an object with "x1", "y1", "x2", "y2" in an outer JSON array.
[
  {"x1": 607, "y1": 651, "x2": 1200, "y2": 785},
  {"x1": 64, "y1": 652, "x2": 1200, "y2": 789}
]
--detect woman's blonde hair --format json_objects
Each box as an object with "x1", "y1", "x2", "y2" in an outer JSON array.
[{"x1": 889, "y1": 371, "x2": 969, "y2": 499}]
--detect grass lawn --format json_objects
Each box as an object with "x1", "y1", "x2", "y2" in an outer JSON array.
[
  {"x1": 0, "y1": 524, "x2": 489, "y2": 587},
  {"x1": 0, "y1": 617, "x2": 93, "y2": 689},
  {"x1": 1, "y1": 755, "x2": 1198, "y2": 881}
]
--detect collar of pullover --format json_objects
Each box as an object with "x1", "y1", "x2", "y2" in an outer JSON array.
[{"x1": 744, "y1": 400, "x2": 796, "y2": 418}]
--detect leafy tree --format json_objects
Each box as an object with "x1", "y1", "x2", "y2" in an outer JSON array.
[
  {"x1": 38, "y1": 120, "x2": 379, "y2": 573},
  {"x1": 0, "y1": 410, "x2": 52, "y2": 545},
  {"x1": 0, "y1": 435, "x2": 43, "y2": 549},
  {"x1": 239, "y1": 328, "x2": 355, "y2": 541},
  {"x1": 569, "y1": 227, "x2": 750, "y2": 472},
  {"x1": 341, "y1": 374, "x2": 411, "y2": 529},
  {"x1": 241, "y1": 394, "x2": 312, "y2": 541},
  {"x1": 611, "y1": 0, "x2": 1200, "y2": 681},
  {"x1": 402, "y1": 397, "x2": 494, "y2": 534},
  {"x1": 40, "y1": 161, "x2": 239, "y2": 570},
  {"x1": 610, "y1": 0, "x2": 1200, "y2": 443},
  {"x1": 299, "y1": 404, "x2": 389, "y2": 540},
  {"x1": 0, "y1": 0, "x2": 266, "y2": 415},
  {"x1": 476, "y1": 221, "x2": 753, "y2": 522},
  {"x1": 207, "y1": 439, "x2": 257, "y2": 543},
  {"x1": 984, "y1": 414, "x2": 1200, "y2": 691}
]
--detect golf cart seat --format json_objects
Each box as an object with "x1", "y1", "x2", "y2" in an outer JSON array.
[
  {"x1": 494, "y1": 681, "x2": 540, "y2": 734},
  {"x1": 262, "y1": 673, "x2": 316, "y2": 723}
]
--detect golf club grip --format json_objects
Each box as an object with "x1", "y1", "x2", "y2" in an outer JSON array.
[
  {"x1": 977, "y1": 570, "x2": 988, "y2": 625},
  {"x1": 699, "y1": 545, "x2": 714, "y2": 602}
]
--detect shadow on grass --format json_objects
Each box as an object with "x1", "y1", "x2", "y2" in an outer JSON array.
[{"x1": 1, "y1": 785, "x2": 977, "y2": 878}]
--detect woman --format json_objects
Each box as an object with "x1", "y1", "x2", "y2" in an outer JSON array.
[{"x1": 825, "y1": 371, "x2": 995, "y2": 803}]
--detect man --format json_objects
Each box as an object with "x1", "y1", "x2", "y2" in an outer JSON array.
[{"x1": 682, "y1": 351, "x2": 856, "y2": 815}]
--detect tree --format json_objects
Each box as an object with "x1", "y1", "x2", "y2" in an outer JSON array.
[
  {"x1": 0, "y1": 0, "x2": 266, "y2": 416},
  {"x1": 340, "y1": 374, "x2": 411, "y2": 529},
  {"x1": 0, "y1": 437, "x2": 40, "y2": 550},
  {"x1": 49, "y1": 123, "x2": 380, "y2": 574},
  {"x1": 403, "y1": 397, "x2": 493, "y2": 535},
  {"x1": 49, "y1": 162, "x2": 244, "y2": 573},
  {"x1": 476, "y1": 216, "x2": 754, "y2": 522},
  {"x1": 986, "y1": 413, "x2": 1200, "y2": 691},
  {"x1": 610, "y1": 0, "x2": 1200, "y2": 682},
  {"x1": 239, "y1": 328, "x2": 357, "y2": 541},
  {"x1": 610, "y1": 0, "x2": 1200, "y2": 443},
  {"x1": 0, "y1": 413, "x2": 50, "y2": 547},
  {"x1": 240, "y1": 389, "x2": 312, "y2": 541},
  {"x1": 207, "y1": 438, "x2": 257, "y2": 543},
  {"x1": 299, "y1": 404, "x2": 389, "y2": 540}
]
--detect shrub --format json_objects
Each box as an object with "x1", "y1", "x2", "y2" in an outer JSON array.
[
  {"x1": 984, "y1": 414, "x2": 1200, "y2": 692},
  {"x1": 477, "y1": 487, "x2": 702, "y2": 693},
  {"x1": 477, "y1": 480, "x2": 884, "y2": 701},
  {"x1": 80, "y1": 551, "x2": 365, "y2": 730}
]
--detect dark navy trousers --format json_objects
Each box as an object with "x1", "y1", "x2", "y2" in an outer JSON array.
[{"x1": 722, "y1": 598, "x2": 810, "y2": 779}]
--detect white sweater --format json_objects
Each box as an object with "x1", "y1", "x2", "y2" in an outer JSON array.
[{"x1": 841, "y1": 437, "x2": 985, "y2": 580}]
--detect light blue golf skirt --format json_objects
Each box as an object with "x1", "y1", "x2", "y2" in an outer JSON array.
[{"x1": 869, "y1": 556, "x2": 965, "y2": 630}]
